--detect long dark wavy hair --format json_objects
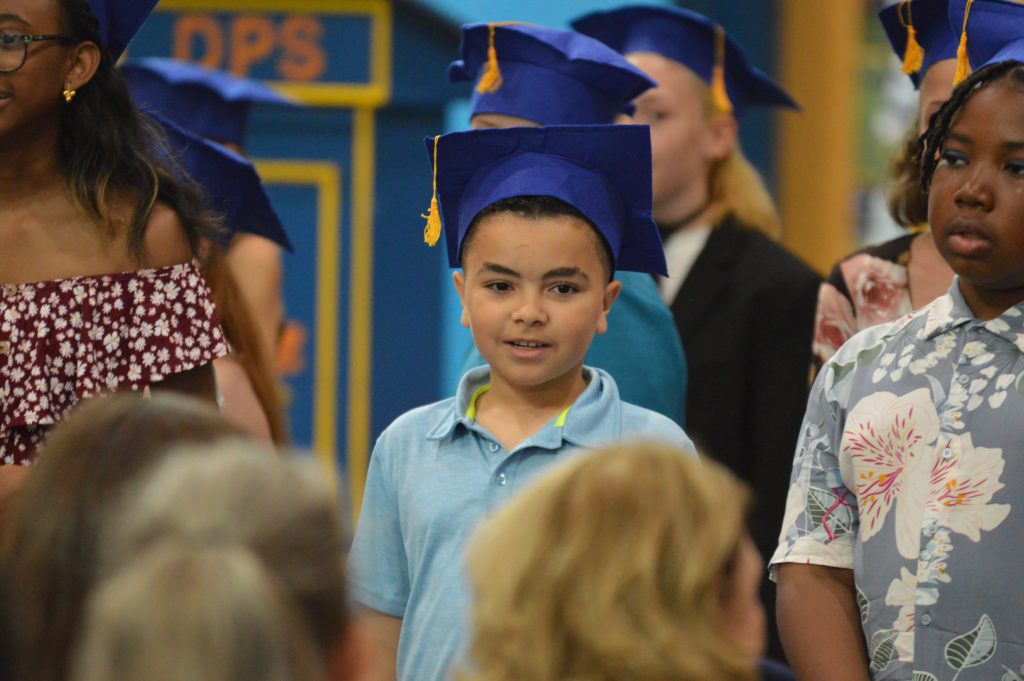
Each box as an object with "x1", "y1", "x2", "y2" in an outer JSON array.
[{"x1": 58, "y1": 0, "x2": 221, "y2": 259}]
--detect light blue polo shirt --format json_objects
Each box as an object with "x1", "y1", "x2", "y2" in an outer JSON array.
[{"x1": 348, "y1": 366, "x2": 694, "y2": 681}]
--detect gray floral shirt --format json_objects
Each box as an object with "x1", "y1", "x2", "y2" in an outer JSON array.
[{"x1": 772, "y1": 282, "x2": 1024, "y2": 681}]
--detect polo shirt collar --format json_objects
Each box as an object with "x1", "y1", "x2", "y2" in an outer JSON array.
[{"x1": 425, "y1": 366, "x2": 622, "y2": 448}]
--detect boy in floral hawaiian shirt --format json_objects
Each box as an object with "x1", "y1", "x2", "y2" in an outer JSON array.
[{"x1": 772, "y1": 15, "x2": 1024, "y2": 681}]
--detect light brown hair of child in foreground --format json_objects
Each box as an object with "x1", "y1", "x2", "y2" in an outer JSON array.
[{"x1": 462, "y1": 442, "x2": 762, "y2": 681}]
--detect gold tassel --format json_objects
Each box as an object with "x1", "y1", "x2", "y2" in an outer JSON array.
[
  {"x1": 898, "y1": 1, "x2": 924, "y2": 75},
  {"x1": 476, "y1": 24, "x2": 504, "y2": 94},
  {"x1": 954, "y1": 0, "x2": 974, "y2": 86},
  {"x1": 422, "y1": 135, "x2": 442, "y2": 247},
  {"x1": 711, "y1": 25, "x2": 733, "y2": 114},
  {"x1": 902, "y1": 26, "x2": 924, "y2": 74}
]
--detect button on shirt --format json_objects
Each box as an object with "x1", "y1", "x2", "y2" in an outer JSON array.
[
  {"x1": 348, "y1": 367, "x2": 694, "y2": 681},
  {"x1": 772, "y1": 283, "x2": 1024, "y2": 680}
]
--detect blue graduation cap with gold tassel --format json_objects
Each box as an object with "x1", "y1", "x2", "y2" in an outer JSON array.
[
  {"x1": 571, "y1": 5, "x2": 797, "y2": 116},
  {"x1": 420, "y1": 125, "x2": 667, "y2": 276},
  {"x1": 949, "y1": 0, "x2": 1024, "y2": 84},
  {"x1": 448, "y1": 23, "x2": 655, "y2": 125},
  {"x1": 879, "y1": 0, "x2": 960, "y2": 87}
]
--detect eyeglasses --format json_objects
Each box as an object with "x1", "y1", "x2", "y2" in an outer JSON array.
[{"x1": 0, "y1": 33, "x2": 73, "y2": 74}]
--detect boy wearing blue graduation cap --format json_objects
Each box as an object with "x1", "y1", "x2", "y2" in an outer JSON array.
[
  {"x1": 448, "y1": 22, "x2": 690, "y2": 428},
  {"x1": 349, "y1": 125, "x2": 695, "y2": 681}
]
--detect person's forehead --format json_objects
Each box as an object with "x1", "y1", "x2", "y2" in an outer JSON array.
[
  {"x1": 0, "y1": 0, "x2": 61, "y2": 28},
  {"x1": 956, "y1": 79, "x2": 1024, "y2": 126}
]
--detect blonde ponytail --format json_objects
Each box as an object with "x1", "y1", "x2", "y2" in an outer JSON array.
[{"x1": 708, "y1": 146, "x2": 782, "y2": 239}]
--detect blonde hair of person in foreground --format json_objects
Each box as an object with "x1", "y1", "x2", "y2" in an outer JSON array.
[
  {"x1": 94, "y1": 442, "x2": 364, "y2": 681},
  {"x1": 72, "y1": 541, "x2": 324, "y2": 681},
  {"x1": 462, "y1": 442, "x2": 763, "y2": 681}
]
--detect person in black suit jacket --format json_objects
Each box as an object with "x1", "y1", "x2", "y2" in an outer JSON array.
[{"x1": 574, "y1": 6, "x2": 821, "y2": 663}]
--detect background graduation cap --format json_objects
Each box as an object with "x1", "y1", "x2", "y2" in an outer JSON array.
[
  {"x1": 122, "y1": 58, "x2": 297, "y2": 148},
  {"x1": 83, "y1": 0, "x2": 159, "y2": 61},
  {"x1": 152, "y1": 113, "x2": 293, "y2": 252},
  {"x1": 448, "y1": 23, "x2": 655, "y2": 125},
  {"x1": 571, "y1": 5, "x2": 797, "y2": 115},
  {"x1": 879, "y1": 0, "x2": 960, "y2": 88},
  {"x1": 949, "y1": 0, "x2": 1024, "y2": 82},
  {"x1": 422, "y1": 125, "x2": 666, "y2": 276}
]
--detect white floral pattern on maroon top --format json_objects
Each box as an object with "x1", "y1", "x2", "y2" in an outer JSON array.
[{"x1": 0, "y1": 263, "x2": 228, "y2": 465}]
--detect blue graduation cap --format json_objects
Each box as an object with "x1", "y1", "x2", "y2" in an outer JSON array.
[
  {"x1": 949, "y1": 0, "x2": 1024, "y2": 83},
  {"x1": 448, "y1": 23, "x2": 656, "y2": 125},
  {"x1": 421, "y1": 125, "x2": 666, "y2": 276},
  {"x1": 879, "y1": 1, "x2": 960, "y2": 87},
  {"x1": 150, "y1": 113, "x2": 293, "y2": 252},
  {"x1": 83, "y1": 0, "x2": 159, "y2": 61},
  {"x1": 571, "y1": 5, "x2": 797, "y2": 115},
  {"x1": 122, "y1": 58, "x2": 297, "y2": 148}
]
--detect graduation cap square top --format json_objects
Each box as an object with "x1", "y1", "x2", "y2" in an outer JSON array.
[
  {"x1": 83, "y1": 0, "x2": 159, "y2": 61},
  {"x1": 571, "y1": 5, "x2": 797, "y2": 115},
  {"x1": 151, "y1": 113, "x2": 292, "y2": 252},
  {"x1": 879, "y1": 0, "x2": 961, "y2": 87},
  {"x1": 422, "y1": 125, "x2": 666, "y2": 276},
  {"x1": 448, "y1": 23, "x2": 656, "y2": 125},
  {"x1": 122, "y1": 58, "x2": 297, "y2": 148},
  {"x1": 949, "y1": 0, "x2": 1024, "y2": 82}
]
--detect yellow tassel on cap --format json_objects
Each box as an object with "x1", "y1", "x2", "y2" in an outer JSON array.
[
  {"x1": 711, "y1": 25, "x2": 733, "y2": 114},
  {"x1": 954, "y1": 0, "x2": 974, "y2": 86},
  {"x1": 422, "y1": 135, "x2": 442, "y2": 247},
  {"x1": 898, "y1": 2, "x2": 924, "y2": 75},
  {"x1": 476, "y1": 23, "x2": 504, "y2": 94}
]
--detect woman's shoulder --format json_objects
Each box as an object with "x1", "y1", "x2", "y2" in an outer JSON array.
[{"x1": 141, "y1": 204, "x2": 194, "y2": 269}]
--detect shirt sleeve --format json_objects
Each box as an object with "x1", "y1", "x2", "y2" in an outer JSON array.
[
  {"x1": 769, "y1": 361, "x2": 858, "y2": 576},
  {"x1": 347, "y1": 429, "x2": 410, "y2": 617}
]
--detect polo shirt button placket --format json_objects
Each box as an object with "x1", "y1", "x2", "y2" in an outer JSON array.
[{"x1": 496, "y1": 473, "x2": 507, "y2": 487}]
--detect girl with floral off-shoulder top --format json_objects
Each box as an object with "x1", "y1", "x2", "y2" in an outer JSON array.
[{"x1": 0, "y1": 0, "x2": 227, "y2": 475}]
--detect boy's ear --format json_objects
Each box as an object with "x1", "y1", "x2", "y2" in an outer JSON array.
[
  {"x1": 596, "y1": 279, "x2": 622, "y2": 335},
  {"x1": 452, "y1": 271, "x2": 470, "y2": 328}
]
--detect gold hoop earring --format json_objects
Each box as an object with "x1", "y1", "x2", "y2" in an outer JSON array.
[{"x1": 63, "y1": 89, "x2": 77, "y2": 104}]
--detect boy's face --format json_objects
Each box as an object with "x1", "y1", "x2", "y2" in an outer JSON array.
[
  {"x1": 453, "y1": 212, "x2": 621, "y2": 391},
  {"x1": 928, "y1": 80, "x2": 1024, "y2": 295}
]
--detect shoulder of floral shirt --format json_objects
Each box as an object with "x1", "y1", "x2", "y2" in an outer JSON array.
[{"x1": 820, "y1": 292, "x2": 953, "y2": 387}]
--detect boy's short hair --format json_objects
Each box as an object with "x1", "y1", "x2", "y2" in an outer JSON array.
[{"x1": 459, "y1": 195, "x2": 615, "y2": 282}]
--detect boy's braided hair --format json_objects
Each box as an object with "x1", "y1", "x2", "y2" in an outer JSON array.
[{"x1": 918, "y1": 60, "x2": 1024, "y2": 192}]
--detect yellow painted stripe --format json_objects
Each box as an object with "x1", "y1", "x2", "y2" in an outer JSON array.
[
  {"x1": 776, "y1": 3, "x2": 862, "y2": 274},
  {"x1": 254, "y1": 160, "x2": 342, "y2": 489},
  {"x1": 348, "y1": 107, "x2": 376, "y2": 523}
]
